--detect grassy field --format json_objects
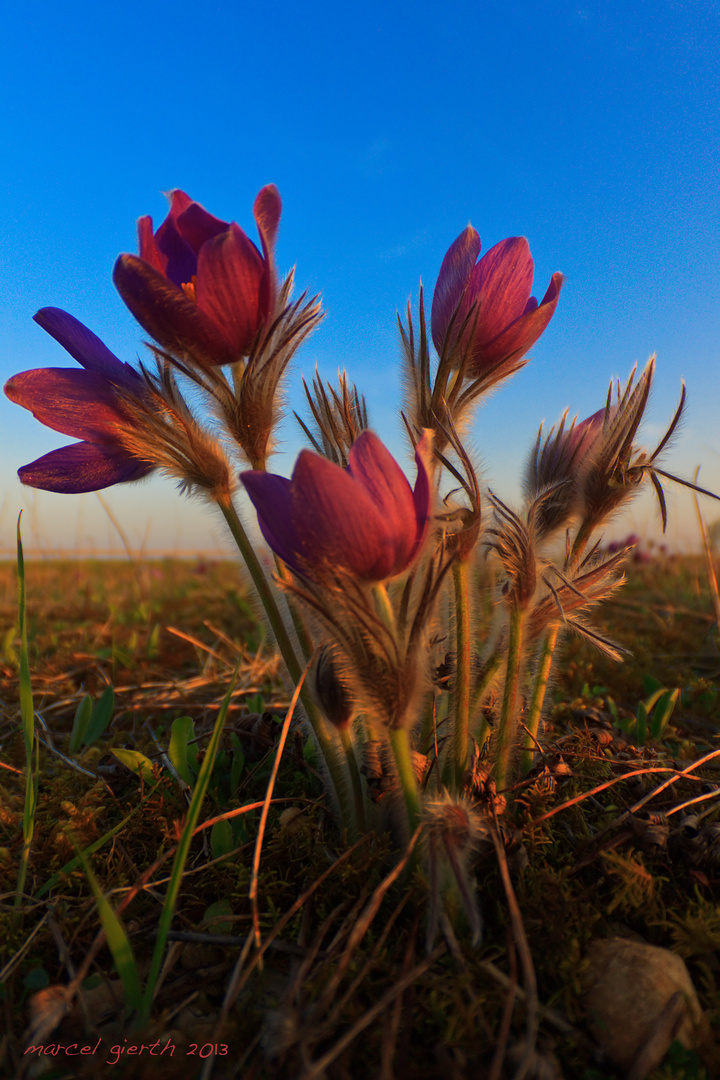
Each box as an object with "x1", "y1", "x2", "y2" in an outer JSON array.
[{"x1": 0, "y1": 552, "x2": 718, "y2": 1079}]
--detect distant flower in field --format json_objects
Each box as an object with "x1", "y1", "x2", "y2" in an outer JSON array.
[
  {"x1": 431, "y1": 226, "x2": 563, "y2": 380},
  {"x1": 113, "y1": 186, "x2": 282, "y2": 367},
  {"x1": 241, "y1": 430, "x2": 433, "y2": 582},
  {"x1": 4, "y1": 308, "x2": 153, "y2": 493}
]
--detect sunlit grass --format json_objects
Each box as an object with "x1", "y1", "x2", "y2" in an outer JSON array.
[{"x1": 0, "y1": 550, "x2": 718, "y2": 1078}]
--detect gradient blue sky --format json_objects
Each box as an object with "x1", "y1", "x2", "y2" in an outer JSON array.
[{"x1": 1, "y1": 0, "x2": 718, "y2": 554}]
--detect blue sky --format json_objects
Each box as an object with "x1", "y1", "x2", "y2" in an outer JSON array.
[{"x1": 1, "y1": 0, "x2": 718, "y2": 554}]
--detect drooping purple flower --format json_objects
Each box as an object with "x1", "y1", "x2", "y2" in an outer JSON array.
[
  {"x1": 431, "y1": 226, "x2": 563, "y2": 377},
  {"x1": 4, "y1": 308, "x2": 153, "y2": 493},
  {"x1": 113, "y1": 186, "x2": 282, "y2": 367},
  {"x1": 241, "y1": 431, "x2": 433, "y2": 582}
]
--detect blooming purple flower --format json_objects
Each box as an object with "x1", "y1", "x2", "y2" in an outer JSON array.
[
  {"x1": 431, "y1": 226, "x2": 563, "y2": 376},
  {"x1": 241, "y1": 431, "x2": 433, "y2": 582},
  {"x1": 4, "y1": 308, "x2": 153, "y2": 493},
  {"x1": 113, "y1": 186, "x2": 282, "y2": 367}
]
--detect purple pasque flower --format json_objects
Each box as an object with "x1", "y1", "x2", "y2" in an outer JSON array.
[
  {"x1": 241, "y1": 430, "x2": 433, "y2": 582},
  {"x1": 4, "y1": 308, "x2": 153, "y2": 493},
  {"x1": 431, "y1": 225, "x2": 563, "y2": 376},
  {"x1": 113, "y1": 185, "x2": 282, "y2": 368}
]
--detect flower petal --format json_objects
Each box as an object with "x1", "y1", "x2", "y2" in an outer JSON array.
[
  {"x1": 346, "y1": 432, "x2": 418, "y2": 573},
  {"x1": 240, "y1": 471, "x2": 306, "y2": 570},
  {"x1": 431, "y1": 225, "x2": 482, "y2": 353},
  {"x1": 290, "y1": 449, "x2": 396, "y2": 580},
  {"x1": 33, "y1": 308, "x2": 135, "y2": 382},
  {"x1": 195, "y1": 225, "x2": 264, "y2": 355},
  {"x1": 113, "y1": 254, "x2": 237, "y2": 366},
  {"x1": 17, "y1": 442, "x2": 151, "y2": 493},
  {"x1": 254, "y1": 185, "x2": 282, "y2": 317},
  {"x1": 466, "y1": 237, "x2": 534, "y2": 347},
  {"x1": 474, "y1": 270, "x2": 563, "y2": 371},
  {"x1": 5, "y1": 368, "x2": 127, "y2": 440},
  {"x1": 175, "y1": 200, "x2": 231, "y2": 255}
]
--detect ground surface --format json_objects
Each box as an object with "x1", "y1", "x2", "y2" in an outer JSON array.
[{"x1": 0, "y1": 553, "x2": 718, "y2": 1078}]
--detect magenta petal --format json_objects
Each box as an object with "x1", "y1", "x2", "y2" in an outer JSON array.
[
  {"x1": 346, "y1": 432, "x2": 418, "y2": 572},
  {"x1": 291, "y1": 450, "x2": 396, "y2": 580},
  {"x1": 5, "y1": 368, "x2": 126, "y2": 440},
  {"x1": 467, "y1": 237, "x2": 534, "y2": 345},
  {"x1": 114, "y1": 255, "x2": 237, "y2": 366},
  {"x1": 410, "y1": 430, "x2": 433, "y2": 556},
  {"x1": 175, "y1": 201, "x2": 231, "y2": 254},
  {"x1": 476, "y1": 271, "x2": 563, "y2": 370},
  {"x1": 18, "y1": 442, "x2": 151, "y2": 494},
  {"x1": 33, "y1": 308, "x2": 134, "y2": 383},
  {"x1": 195, "y1": 225, "x2": 264, "y2": 355},
  {"x1": 254, "y1": 185, "x2": 282, "y2": 318},
  {"x1": 240, "y1": 471, "x2": 306, "y2": 570},
  {"x1": 431, "y1": 226, "x2": 482, "y2": 353},
  {"x1": 138, "y1": 216, "x2": 167, "y2": 274}
]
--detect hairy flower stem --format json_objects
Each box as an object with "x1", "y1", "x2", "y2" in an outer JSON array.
[
  {"x1": 521, "y1": 625, "x2": 559, "y2": 775},
  {"x1": 494, "y1": 606, "x2": 526, "y2": 792},
  {"x1": 215, "y1": 495, "x2": 349, "y2": 822},
  {"x1": 341, "y1": 727, "x2": 366, "y2": 838},
  {"x1": 445, "y1": 559, "x2": 471, "y2": 787},
  {"x1": 522, "y1": 522, "x2": 594, "y2": 775},
  {"x1": 389, "y1": 726, "x2": 422, "y2": 834},
  {"x1": 372, "y1": 583, "x2": 396, "y2": 634},
  {"x1": 470, "y1": 650, "x2": 502, "y2": 750}
]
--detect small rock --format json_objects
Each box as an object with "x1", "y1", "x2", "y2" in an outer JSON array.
[{"x1": 582, "y1": 937, "x2": 704, "y2": 1076}]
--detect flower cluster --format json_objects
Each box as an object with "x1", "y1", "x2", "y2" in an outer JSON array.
[{"x1": 6, "y1": 183, "x2": 715, "y2": 891}]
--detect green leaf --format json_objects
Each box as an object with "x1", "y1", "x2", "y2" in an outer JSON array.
[
  {"x1": 82, "y1": 685, "x2": 115, "y2": 747},
  {"x1": 649, "y1": 688, "x2": 680, "y2": 740},
  {"x1": 169, "y1": 715, "x2": 196, "y2": 787},
  {"x1": 202, "y1": 898, "x2": 233, "y2": 934},
  {"x1": 636, "y1": 700, "x2": 648, "y2": 745},
  {"x1": 642, "y1": 673, "x2": 664, "y2": 695},
  {"x1": 210, "y1": 819, "x2": 234, "y2": 860},
  {"x1": 111, "y1": 748, "x2": 155, "y2": 783},
  {"x1": 69, "y1": 694, "x2": 93, "y2": 755},
  {"x1": 72, "y1": 841, "x2": 142, "y2": 1013}
]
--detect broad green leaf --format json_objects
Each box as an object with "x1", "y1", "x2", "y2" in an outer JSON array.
[
  {"x1": 169, "y1": 715, "x2": 196, "y2": 786},
  {"x1": 83, "y1": 685, "x2": 115, "y2": 747},
  {"x1": 69, "y1": 695, "x2": 93, "y2": 754},
  {"x1": 210, "y1": 819, "x2": 234, "y2": 859},
  {"x1": 111, "y1": 748, "x2": 155, "y2": 783}
]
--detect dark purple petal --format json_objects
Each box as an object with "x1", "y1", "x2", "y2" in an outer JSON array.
[
  {"x1": 33, "y1": 308, "x2": 137, "y2": 383},
  {"x1": 113, "y1": 255, "x2": 237, "y2": 366},
  {"x1": 195, "y1": 225, "x2": 264, "y2": 355},
  {"x1": 465, "y1": 237, "x2": 534, "y2": 346},
  {"x1": 431, "y1": 225, "x2": 482, "y2": 353},
  {"x1": 240, "y1": 471, "x2": 306, "y2": 570},
  {"x1": 290, "y1": 449, "x2": 395, "y2": 579},
  {"x1": 5, "y1": 368, "x2": 127, "y2": 440},
  {"x1": 18, "y1": 442, "x2": 151, "y2": 493},
  {"x1": 472, "y1": 271, "x2": 563, "y2": 372}
]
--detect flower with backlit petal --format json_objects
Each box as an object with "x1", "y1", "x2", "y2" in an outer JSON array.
[
  {"x1": 241, "y1": 430, "x2": 433, "y2": 582},
  {"x1": 113, "y1": 186, "x2": 281, "y2": 367},
  {"x1": 431, "y1": 226, "x2": 563, "y2": 378},
  {"x1": 4, "y1": 308, "x2": 153, "y2": 493}
]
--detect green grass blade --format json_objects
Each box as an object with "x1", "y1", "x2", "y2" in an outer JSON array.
[
  {"x1": 140, "y1": 672, "x2": 238, "y2": 1018},
  {"x1": 72, "y1": 841, "x2": 143, "y2": 1014},
  {"x1": 15, "y1": 514, "x2": 38, "y2": 908}
]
